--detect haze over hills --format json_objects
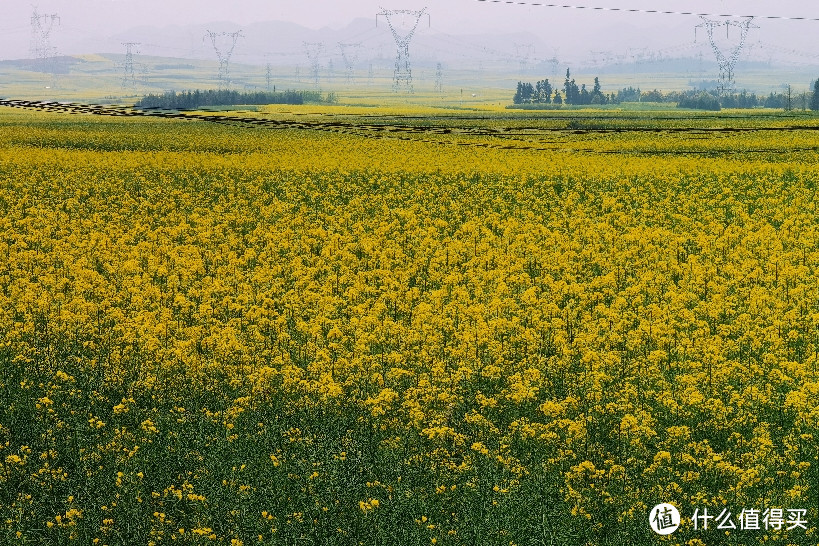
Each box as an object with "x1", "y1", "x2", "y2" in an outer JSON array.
[
  {"x1": 1, "y1": 11, "x2": 818, "y2": 101},
  {"x1": 4, "y1": 4, "x2": 819, "y2": 68}
]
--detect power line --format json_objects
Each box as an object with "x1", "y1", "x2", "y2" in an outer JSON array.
[
  {"x1": 473, "y1": 1, "x2": 819, "y2": 22},
  {"x1": 425, "y1": 28, "x2": 517, "y2": 62}
]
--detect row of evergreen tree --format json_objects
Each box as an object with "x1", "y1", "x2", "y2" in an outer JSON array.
[
  {"x1": 513, "y1": 69, "x2": 613, "y2": 105},
  {"x1": 630, "y1": 89, "x2": 806, "y2": 110},
  {"x1": 515, "y1": 71, "x2": 819, "y2": 111},
  {"x1": 609, "y1": 87, "x2": 795, "y2": 108},
  {"x1": 135, "y1": 89, "x2": 332, "y2": 109}
]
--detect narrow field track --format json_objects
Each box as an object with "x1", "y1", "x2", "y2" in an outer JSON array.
[{"x1": 3, "y1": 98, "x2": 819, "y2": 156}]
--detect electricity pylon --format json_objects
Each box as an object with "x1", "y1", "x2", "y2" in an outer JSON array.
[
  {"x1": 204, "y1": 30, "x2": 243, "y2": 88},
  {"x1": 303, "y1": 42, "x2": 324, "y2": 87},
  {"x1": 434, "y1": 62, "x2": 443, "y2": 93},
  {"x1": 377, "y1": 7, "x2": 429, "y2": 93},
  {"x1": 695, "y1": 17, "x2": 757, "y2": 95},
  {"x1": 30, "y1": 8, "x2": 59, "y2": 76},
  {"x1": 547, "y1": 49, "x2": 560, "y2": 77},
  {"x1": 121, "y1": 42, "x2": 140, "y2": 89},
  {"x1": 338, "y1": 42, "x2": 362, "y2": 84},
  {"x1": 514, "y1": 42, "x2": 534, "y2": 76}
]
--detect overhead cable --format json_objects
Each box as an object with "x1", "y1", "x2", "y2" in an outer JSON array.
[{"x1": 474, "y1": 1, "x2": 819, "y2": 22}]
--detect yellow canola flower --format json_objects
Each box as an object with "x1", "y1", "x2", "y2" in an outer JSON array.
[{"x1": 1, "y1": 106, "x2": 818, "y2": 544}]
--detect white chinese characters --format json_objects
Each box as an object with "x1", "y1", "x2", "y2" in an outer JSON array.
[{"x1": 692, "y1": 507, "x2": 808, "y2": 531}]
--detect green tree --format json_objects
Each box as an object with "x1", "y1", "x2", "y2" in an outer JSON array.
[
  {"x1": 513, "y1": 81, "x2": 535, "y2": 104},
  {"x1": 591, "y1": 77, "x2": 606, "y2": 104},
  {"x1": 564, "y1": 78, "x2": 579, "y2": 104},
  {"x1": 579, "y1": 83, "x2": 590, "y2": 105},
  {"x1": 810, "y1": 79, "x2": 819, "y2": 110},
  {"x1": 535, "y1": 79, "x2": 552, "y2": 103}
]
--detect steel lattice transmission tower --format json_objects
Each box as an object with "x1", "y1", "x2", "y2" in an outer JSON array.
[
  {"x1": 303, "y1": 42, "x2": 324, "y2": 87},
  {"x1": 30, "y1": 8, "x2": 60, "y2": 75},
  {"x1": 377, "y1": 7, "x2": 429, "y2": 93},
  {"x1": 338, "y1": 42, "x2": 362, "y2": 84},
  {"x1": 696, "y1": 17, "x2": 757, "y2": 95},
  {"x1": 121, "y1": 42, "x2": 140, "y2": 89},
  {"x1": 514, "y1": 43, "x2": 534, "y2": 76},
  {"x1": 434, "y1": 62, "x2": 443, "y2": 93},
  {"x1": 204, "y1": 30, "x2": 243, "y2": 88},
  {"x1": 547, "y1": 49, "x2": 560, "y2": 77}
]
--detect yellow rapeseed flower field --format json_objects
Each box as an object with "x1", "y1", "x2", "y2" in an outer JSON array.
[{"x1": 0, "y1": 105, "x2": 817, "y2": 545}]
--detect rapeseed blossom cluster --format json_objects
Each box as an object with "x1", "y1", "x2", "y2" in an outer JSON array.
[{"x1": 0, "y1": 107, "x2": 817, "y2": 544}]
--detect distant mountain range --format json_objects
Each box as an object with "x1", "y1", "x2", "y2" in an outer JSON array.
[
  {"x1": 1, "y1": 17, "x2": 731, "y2": 70},
  {"x1": 2, "y1": 16, "x2": 817, "y2": 89}
]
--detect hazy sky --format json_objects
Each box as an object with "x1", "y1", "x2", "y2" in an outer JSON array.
[
  {"x1": 2, "y1": 0, "x2": 818, "y2": 60},
  {"x1": 7, "y1": 0, "x2": 816, "y2": 31}
]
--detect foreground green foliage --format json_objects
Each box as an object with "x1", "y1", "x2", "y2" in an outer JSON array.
[{"x1": 0, "y1": 107, "x2": 817, "y2": 545}]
